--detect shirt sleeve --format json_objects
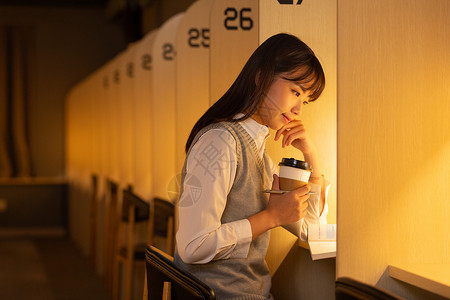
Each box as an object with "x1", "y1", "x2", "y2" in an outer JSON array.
[
  {"x1": 282, "y1": 179, "x2": 330, "y2": 241},
  {"x1": 176, "y1": 128, "x2": 253, "y2": 264}
]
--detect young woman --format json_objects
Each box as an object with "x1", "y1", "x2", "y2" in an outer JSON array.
[{"x1": 174, "y1": 33, "x2": 329, "y2": 300}]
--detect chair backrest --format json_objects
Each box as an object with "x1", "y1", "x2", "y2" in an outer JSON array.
[
  {"x1": 145, "y1": 246, "x2": 215, "y2": 300},
  {"x1": 152, "y1": 198, "x2": 175, "y2": 236},
  {"x1": 336, "y1": 277, "x2": 404, "y2": 300},
  {"x1": 148, "y1": 198, "x2": 175, "y2": 255},
  {"x1": 122, "y1": 189, "x2": 150, "y2": 223}
]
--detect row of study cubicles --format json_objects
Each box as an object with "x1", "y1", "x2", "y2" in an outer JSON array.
[{"x1": 65, "y1": 0, "x2": 338, "y2": 299}]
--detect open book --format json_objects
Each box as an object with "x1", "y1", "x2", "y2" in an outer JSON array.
[{"x1": 307, "y1": 224, "x2": 336, "y2": 260}]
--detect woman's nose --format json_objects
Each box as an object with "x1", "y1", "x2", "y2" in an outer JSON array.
[{"x1": 292, "y1": 103, "x2": 302, "y2": 116}]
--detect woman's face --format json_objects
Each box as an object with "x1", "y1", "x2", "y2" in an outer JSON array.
[{"x1": 252, "y1": 74, "x2": 311, "y2": 130}]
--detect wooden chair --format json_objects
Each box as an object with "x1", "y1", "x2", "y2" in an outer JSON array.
[
  {"x1": 145, "y1": 246, "x2": 215, "y2": 300},
  {"x1": 142, "y1": 198, "x2": 175, "y2": 300},
  {"x1": 112, "y1": 188, "x2": 150, "y2": 300},
  {"x1": 110, "y1": 189, "x2": 176, "y2": 300},
  {"x1": 149, "y1": 198, "x2": 175, "y2": 256},
  {"x1": 335, "y1": 277, "x2": 403, "y2": 300}
]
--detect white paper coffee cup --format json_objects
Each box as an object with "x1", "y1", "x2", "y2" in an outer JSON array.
[{"x1": 278, "y1": 158, "x2": 312, "y2": 191}]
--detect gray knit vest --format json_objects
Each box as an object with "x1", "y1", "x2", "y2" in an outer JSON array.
[{"x1": 174, "y1": 121, "x2": 274, "y2": 300}]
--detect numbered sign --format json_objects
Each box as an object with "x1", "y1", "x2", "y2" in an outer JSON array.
[
  {"x1": 175, "y1": 0, "x2": 214, "y2": 173},
  {"x1": 151, "y1": 13, "x2": 185, "y2": 200},
  {"x1": 133, "y1": 29, "x2": 158, "y2": 200},
  {"x1": 210, "y1": 0, "x2": 259, "y2": 103},
  {"x1": 118, "y1": 46, "x2": 137, "y2": 187}
]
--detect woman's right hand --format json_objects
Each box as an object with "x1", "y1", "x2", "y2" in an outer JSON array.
[
  {"x1": 266, "y1": 174, "x2": 310, "y2": 226},
  {"x1": 247, "y1": 174, "x2": 310, "y2": 240}
]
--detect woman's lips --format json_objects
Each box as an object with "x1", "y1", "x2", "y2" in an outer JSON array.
[{"x1": 282, "y1": 114, "x2": 290, "y2": 123}]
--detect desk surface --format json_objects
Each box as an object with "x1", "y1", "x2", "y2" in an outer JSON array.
[
  {"x1": 388, "y1": 263, "x2": 450, "y2": 298},
  {"x1": 298, "y1": 239, "x2": 336, "y2": 260}
]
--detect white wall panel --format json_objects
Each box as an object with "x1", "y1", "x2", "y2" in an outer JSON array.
[
  {"x1": 151, "y1": 13, "x2": 185, "y2": 200},
  {"x1": 133, "y1": 30, "x2": 158, "y2": 200},
  {"x1": 175, "y1": 0, "x2": 214, "y2": 175},
  {"x1": 209, "y1": 0, "x2": 259, "y2": 103}
]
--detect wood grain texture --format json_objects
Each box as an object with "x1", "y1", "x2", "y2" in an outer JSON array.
[
  {"x1": 133, "y1": 30, "x2": 158, "y2": 200},
  {"x1": 260, "y1": 0, "x2": 337, "y2": 225},
  {"x1": 151, "y1": 13, "x2": 185, "y2": 200},
  {"x1": 209, "y1": 0, "x2": 259, "y2": 103},
  {"x1": 337, "y1": 0, "x2": 450, "y2": 294},
  {"x1": 258, "y1": 1, "x2": 337, "y2": 296},
  {"x1": 118, "y1": 46, "x2": 137, "y2": 187},
  {"x1": 105, "y1": 55, "x2": 121, "y2": 183},
  {"x1": 97, "y1": 63, "x2": 111, "y2": 196},
  {"x1": 175, "y1": 0, "x2": 214, "y2": 174}
]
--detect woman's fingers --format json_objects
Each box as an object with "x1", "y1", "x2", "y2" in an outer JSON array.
[
  {"x1": 275, "y1": 120, "x2": 307, "y2": 147},
  {"x1": 275, "y1": 120, "x2": 302, "y2": 140},
  {"x1": 271, "y1": 174, "x2": 280, "y2": 190},
  {"x1": 282, "y1": 126, "x2": 306, "y2": 147}
]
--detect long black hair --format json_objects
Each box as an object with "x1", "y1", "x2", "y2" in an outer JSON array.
[{"x1": 185, "y1": 33, "x2": 325, "y2": 153}]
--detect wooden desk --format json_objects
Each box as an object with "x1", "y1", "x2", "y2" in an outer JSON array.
[
  {"x1": 389, "y1": 264, "x2": 450, "y2": 298},
  {"x1": 0, "y1": 177, "x2": 68, "y2": 236},
  {"x1": 299, "y1": 239, "x2": 336, "y2": 260}
]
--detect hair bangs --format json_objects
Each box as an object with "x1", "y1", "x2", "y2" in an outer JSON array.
[{"x1": 281, "y1": 60, "x2": 325, "y2": 102}]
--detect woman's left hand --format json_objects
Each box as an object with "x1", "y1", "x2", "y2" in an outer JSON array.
[{"x1": 274, "y1": 119, "x2": 316, "y2": 155}]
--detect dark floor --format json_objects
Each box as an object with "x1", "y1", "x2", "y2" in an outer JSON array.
[{"x1": 0, "y1": 236, "x2": 110, "y2": 300}]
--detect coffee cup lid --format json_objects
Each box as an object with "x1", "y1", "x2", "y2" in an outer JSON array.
[{"x1": 278, "y1": 157, "x2": 311, "y2": 171}]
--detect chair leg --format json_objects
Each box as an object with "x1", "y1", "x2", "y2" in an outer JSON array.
[
  {"x1": 89, "y1": 193, "x2": 97, "y2": 267},
  {"x1": 112, "y1": 257, "x2": 120, "y2": 300},
  {"x1": 162, "y1": 282, "x2": 171, "y2": 300},
  {"x1": 124, "y1": 255, "x2": 134, "y2": 300},
  {"x1": 124, "y1": 205, "x2": 136, "y2": 300},
  {"x1": 112, "y1": 210, "x2": 124, "y2": 300},
  {"x1": 142, "y1": 269, "x2": 148, "y2": 300}
]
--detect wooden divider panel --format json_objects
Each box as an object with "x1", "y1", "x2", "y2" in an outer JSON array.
[
  {"x1": 65, "y1": 83, "x2": 78, "y2": 183},
  {"x1": 133, "y1": 30, "x2": 158, "y2": 200},
  {"x1": 151, "y1": 13, "x2": 185, "y2": 200},
  {"x1": 257, "y1": 1, "x2": 338, "y2": 285},
  {"x1": 66, "y1": 81, "x2": 83, "y2": 250},
  {"x1": 260, "y1": 0, "x2": 337, "y2": 223},
  {"x1": 118, "y1": 46, "x2": 137, "y2": 187},
  {"x1": 89, "y1": 69, "x2": 102, "y2": 187},
  {"x1": 98, "y1": 62, "x2": 113, "y2": 190},
  {"x1": 209, "y1": 0, "x2": 259, "y2": 103},
  {"x1": 105, "y1": 55, "x2": 122, "y2": 183},
  {"x1": 175, "y1": 0, "x2": 215, "y2": 175},
  {"x1": 95, "y1": 63, "x2": 110, "y2": 198},
  {"x1": 72, "y1": 75, "x2": 92, "y2": 256},
  {"x1": 76, "y1": 76, "x2": 92, "y2": 191},
  {"x1": 337, "y1": 0, "x2": 450, "y2": 292},
  {"x1": 86, "y1": 68, "x2": 106, "y2": 274}
]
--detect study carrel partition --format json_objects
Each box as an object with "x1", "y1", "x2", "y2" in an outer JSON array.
[{"x1": 151, "y1": 13, "x2": 185, "y2": 201}]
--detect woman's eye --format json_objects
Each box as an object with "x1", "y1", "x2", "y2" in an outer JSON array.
[
  {"x1": 303, "y1": 101, "x2": 309, "y2": 105},
  {"x1": 293, "y1": 90, "x2": 300, "y2": 97}
]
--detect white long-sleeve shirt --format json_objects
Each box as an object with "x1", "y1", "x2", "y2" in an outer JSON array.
[{"x1": 176, "y1": 116, "x2": 329, "y2": 264}]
